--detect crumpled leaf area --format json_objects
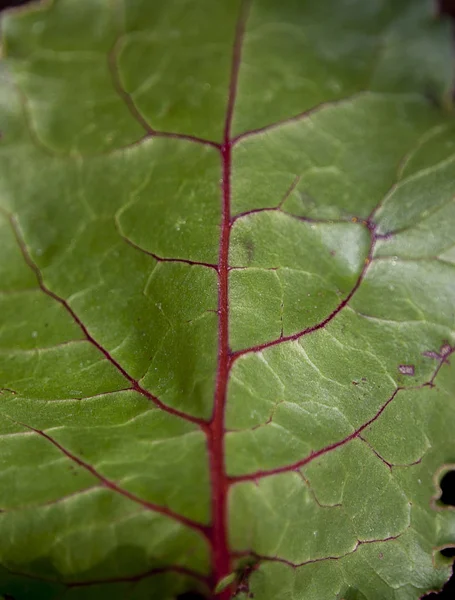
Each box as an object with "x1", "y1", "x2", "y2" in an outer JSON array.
[{"x1": 0, "y1": 1, "x2": 455, "y2": 598}]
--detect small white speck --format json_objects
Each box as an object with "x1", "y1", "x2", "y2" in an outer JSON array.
[{"x1": 31, "y1": 331, "x2": 38, "y2": 338}]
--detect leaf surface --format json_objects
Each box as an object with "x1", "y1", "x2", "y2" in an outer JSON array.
[{"x1": 0, "y1": 1, "x2": 455, "y2": 599}]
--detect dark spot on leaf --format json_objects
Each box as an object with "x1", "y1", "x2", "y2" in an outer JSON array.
[
  {"x1": 441, "y1": 547, "x2": 455, "y2": 558},
  {"x1": 297, "y1": 190, "x2": 317, "y2": 211},
  {"x1": 423, "y1": 85, "x2": 445, "y2": 109},
  {"x1": 398, "y1": 364, "x2": 414, "y2": 376},
  {"x1": 352, "y1": 381, "x2": 358, "y2": 385},
  {"x1": 243, "y1": 238, "x2": 254, "y2": 263},
  {"x1": 439, "y1": 470, "x2": 455, "y2": 506},
  {"x1": 232, "y1": 559, "x2": 260, "y2": 598}
]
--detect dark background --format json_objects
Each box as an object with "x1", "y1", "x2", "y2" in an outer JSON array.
[{"x1": 0, "y1": 0, "x2": 454, "y2": 598}]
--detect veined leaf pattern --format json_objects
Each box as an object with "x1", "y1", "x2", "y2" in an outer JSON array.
[{"x1": 0, "y1": 1, "x2": 454, "y2": 598}]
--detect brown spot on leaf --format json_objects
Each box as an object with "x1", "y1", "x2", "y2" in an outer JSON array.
[
  {"x1": 398, "y1": 364, "x2": 415, "y2": 376},
  {"x1": 243, "y1": 238, "x2": 254, "y2": 264},
  {"x1": 441, "y1": 343, "x2": 452, "y2": 357},
  {"x1": 233, "y1": 560, "x2": 260, "y2": 598}
]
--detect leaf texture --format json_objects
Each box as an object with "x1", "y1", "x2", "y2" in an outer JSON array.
[{"x1": 0, "y1": 0, "x2": 455, "y2": 599}]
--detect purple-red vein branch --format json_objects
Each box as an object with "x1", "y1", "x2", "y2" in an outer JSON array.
[
  {"x1": 228, "y1": 345, "x2": 452, "y2": 484},
  {"x1": 1, "y1": 562, "x2": 209, "y2": 588},
  {"x1": 118, "y1": 228, "x2": 218, "y2": 270},
  {"x1": 67, "y1": 565, "x2": 210, "y2": 588},
  {"x1": 16, "y1": 421, "x2": 209, "y2": 537},
  {"x1": 228, "y1": 388, "x2": 400, "y2": 483},
  {"x1": 8, "y1": 214, "x2": 207, "y2": 430},
  {"x1": 231, "y1": 534, "x2": 402, "y2": 570},
  {"x1": 108, "y1": 39, "x2": 220, "y2": 150},
  {"x1": 230, "y1": 220, "x2": 376, "y2": 361},
  {"x1": 231, "y1": 92, "x2": 367, "y2": 146},
  {"x1": 230, "y1": 174, "x2": 302, "y2": 225}
]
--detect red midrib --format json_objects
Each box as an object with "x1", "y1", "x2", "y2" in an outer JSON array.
[
  {"x1": 207, "y1": 141, "x2": 232, "y2": 596},
  {"x1": 207, "y1": 3, "x2": 249, "y2": 595}
]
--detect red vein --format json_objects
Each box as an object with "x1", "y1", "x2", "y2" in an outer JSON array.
[
  {"x1": 228, "y1": 345, "x2": 453, "y2": 485},
  {"x1": 231, "y1": 534, "x2": 402, "y2": 570},
  {"x1": 230, "y1": 174, "x2": 302, "y2": 225},
  {"x1": 1, "y1": 562, "x2": 208, "y2": 589},
  {"x1": 206, "y1": 1, "x2": 251, "y2": 595},
  {"x1": 16, "y1": 421, "x2": 209, "y2": 537},
  {"x1": 207, "y1": 138, "x2": 231, "y2": 595},
  {"x1": 117, "y1": 226, "x2": 218, "y2": 270},
  {"x1": 230, "y1": 221, "x2": 375, "y2": 361},
  {"x1": 228, "y1": 389, "x2": 400, "y2": 483},
  {"x1": 8, "y1": 214, "x2": 207, "y2": 429},
  {"x1": 67, "y1": 564, "x2": 210, "y2": 588},
  {"x1": 359, "y1": 434, "x2": 424, "y2": 469},
  {"x1": 231, "y1": 206, "x2": 357, "y2": 228},
  {"x1": 358, "y1": 434, "x2": 393, "y2": 469},
  {"x1": 108, "y1": 39, "x2": 220, "y2": 150},
  {"x1": 231, "y1": 92, "x2": 367, "y2": 146}
]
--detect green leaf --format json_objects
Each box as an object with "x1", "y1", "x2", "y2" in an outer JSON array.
[
  {"x1": 0, "y1": 0, "x2": 454, "y2": 599},
  {"x1": 214, "y1": 572, "x2": 236, "y2": 595}
]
